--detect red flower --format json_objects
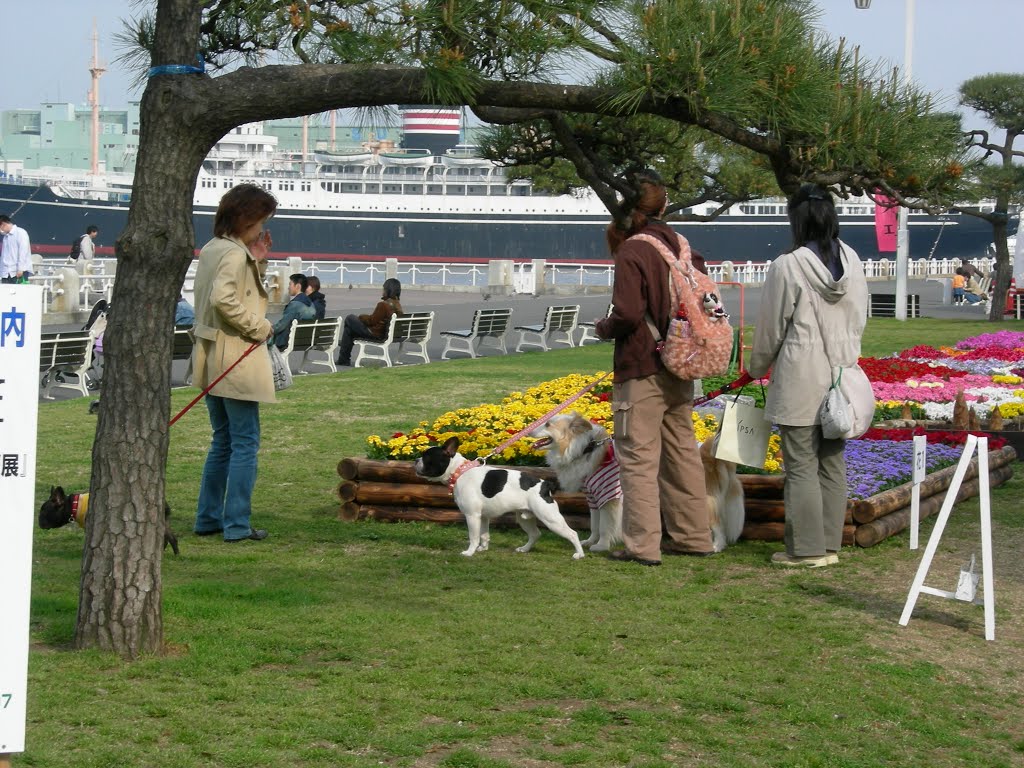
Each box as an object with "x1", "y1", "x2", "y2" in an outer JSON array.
[
  {"x1": 859, "y1": 356, "x2": 967, "y2": 383},
  {"x1": 859, "y1": 426, "x2": 1007, "y2": 450},
  {"x1": 392, "y1": 432, "x2": 404, "y2": 438},
  {"x1": 597, "y1": 392, "x2": 610, "y2": 402}
]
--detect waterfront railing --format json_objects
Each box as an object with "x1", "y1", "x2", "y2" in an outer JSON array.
[{"x1": 30, "y1": 254, "x2": 1004, "y2": 315}]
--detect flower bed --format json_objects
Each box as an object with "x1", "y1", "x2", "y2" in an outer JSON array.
[{"x1": 356, "y1": 332, "x2": 1018, "y2": 547}]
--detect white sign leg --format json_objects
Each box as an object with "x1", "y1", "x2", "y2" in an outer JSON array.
[{"x1": 899, "y1": 435, "x2": 978, "y2": 628}]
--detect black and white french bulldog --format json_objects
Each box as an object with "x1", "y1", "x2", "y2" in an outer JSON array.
[{"x1": 414, "y1": 436, "x2": 585, "y2": 559}]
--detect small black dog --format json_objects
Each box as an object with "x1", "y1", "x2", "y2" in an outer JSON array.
[{"x1": 39, "y1": 486, "x2": 180, "y2": 556}]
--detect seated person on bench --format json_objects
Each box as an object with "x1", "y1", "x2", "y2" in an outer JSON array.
[
  {"x1": 336, "y1": 278, "x2": 403, "y2": 366},
  {"x1": 952, "y1": 268, "x2": 983, "y2": 305},
  {"x1": 272, "y1": 273, "x2": 317, "y2": 349},
  {"x1": 306, "y1": 275, "x2": 327, "y2": 321}
]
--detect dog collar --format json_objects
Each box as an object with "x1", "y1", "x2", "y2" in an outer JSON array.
[
  {"x1": 70, "y1": 492, "x2": 89, "y2": 529},
  {"x1": 448, "y1": 460, "x2": 481, "y2": 494}
]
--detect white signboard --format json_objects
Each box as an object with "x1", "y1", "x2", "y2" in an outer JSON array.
[
  {"x1": 909, "y1": 434, "x2": 927, "y2": 550},
  {"x1": 0, "y1": 285, "x2": 42, "y2": 755}
]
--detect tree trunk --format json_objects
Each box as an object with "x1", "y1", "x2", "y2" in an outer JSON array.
[
  {"x1": 75, "y1": 0, "x2": 209, "y2": 657},
  {"x1": 988, "y1": 218, "x2": 1011, "y2": 321}
]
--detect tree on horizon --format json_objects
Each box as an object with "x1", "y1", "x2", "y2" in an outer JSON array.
[{"x1": 955, "y1": 73, "x2": 1024, "y2": 319}]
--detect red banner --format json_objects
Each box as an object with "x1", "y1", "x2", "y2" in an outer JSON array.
[{"x1": 874, "y1": 195, "x2": 898, "y2": 252}]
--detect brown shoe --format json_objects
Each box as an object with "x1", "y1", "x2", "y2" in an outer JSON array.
[
  {"x1": 662, "y1": 544, "x2": 716, "y2": 557},
  {"x1": 608, "y1": 550, "x2": 661, "y2": 567}
]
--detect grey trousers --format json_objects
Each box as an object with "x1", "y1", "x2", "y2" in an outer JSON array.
[
  {"x1": 778, "y1": 425, "x2": 848, "y2": 556},
  {"x1": 612, "y1": 370, "x2": 711, "y2": 560}
]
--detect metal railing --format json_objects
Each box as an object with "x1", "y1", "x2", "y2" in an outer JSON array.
[{"x1": 31, "y1": 254, "x2": 1007, "y2": 314}]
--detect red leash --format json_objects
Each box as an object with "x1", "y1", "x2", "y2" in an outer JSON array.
[{"x1": 168, "y1": 341, "x2": 262, "y2": 427}]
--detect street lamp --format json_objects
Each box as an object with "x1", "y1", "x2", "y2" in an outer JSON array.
[{"x1": 856, "y1": 0, "x2": 916, "y2": 321}]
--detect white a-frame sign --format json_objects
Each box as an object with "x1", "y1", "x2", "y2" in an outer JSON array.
[{"x1": 899, "y1": 435, "x2": 995, "y2": 641}]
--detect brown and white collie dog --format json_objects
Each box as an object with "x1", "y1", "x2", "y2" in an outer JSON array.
[
  {"x1": 531, "y1": 412, "x2": 623, "y2": 552},
  {"x1": 533, "y1": 411, "x2": 745, "y2": 553},
  {"x1": 699, "y1": 431, "x2": 746, "y2": 552}
]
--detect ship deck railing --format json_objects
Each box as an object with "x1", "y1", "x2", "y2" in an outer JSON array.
[{"x1": 31, "y1": 254, "x2": 1004, "y2": 316}]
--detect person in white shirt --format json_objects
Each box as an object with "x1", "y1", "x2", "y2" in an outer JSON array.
[
  {"x1": 80, "y1": 225, "x2": 99, "y2": 261},
  {"x1": 0, "y1": 215, "x2": 33, "y2": 283}
]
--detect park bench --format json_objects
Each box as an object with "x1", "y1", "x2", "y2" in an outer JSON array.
[
  {"x1": 39, "y1": 330, "x2": 97, "y2": 399},
  {"x1": 440, "y1": 307, "x2": 514, "y2": 359},
  {"x1": 354, "y1": 311, "x2": 435, "y2": 368},
  {"x1": 867, "y1": 293, "x2": 920, "y2": 318},
  {"x1": 172, "y1": 325, "x2": 195, "y2": 386},
  {"x1": 291, "y1": 317, "x2": 343, "y2": 374},
  {"x1": 514, "y1": 304, "x2": 580, "y2": 352},
  {"x1": 577, "y1": 303, "x2": 612, "y2": 345}
]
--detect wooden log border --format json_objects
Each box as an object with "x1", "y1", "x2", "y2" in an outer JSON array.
[{"x1": 337, "y1": 446, "x2": 1015, "y2": 547}]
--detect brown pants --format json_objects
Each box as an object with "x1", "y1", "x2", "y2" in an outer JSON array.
[{"x1": 612, "y1": 371, "x2": 711, "y2": 560}]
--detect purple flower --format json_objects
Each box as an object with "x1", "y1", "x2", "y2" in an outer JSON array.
[{"x1": 844, "y1": 440, "x2": 963, "y2": 499}]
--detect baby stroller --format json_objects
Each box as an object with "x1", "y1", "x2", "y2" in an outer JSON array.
[{"x1": 83, "y1": 299, "x2": 109, "y2": 391}]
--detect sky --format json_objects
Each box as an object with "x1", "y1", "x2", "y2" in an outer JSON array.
[{"x1": 4, "y1": 0, "x2": 1024, "y2": 126}]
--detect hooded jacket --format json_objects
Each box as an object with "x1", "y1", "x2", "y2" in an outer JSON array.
[{"x1": 748, "y1": 241, "x2": 868, "y2": 426}]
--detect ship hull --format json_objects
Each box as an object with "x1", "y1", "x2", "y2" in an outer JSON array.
[{"x1": 1, "y1": 180, "x2": 1000, "y2": 264}]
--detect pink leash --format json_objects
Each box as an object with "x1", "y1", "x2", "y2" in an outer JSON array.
[
  {"x1": 168, "y1": 341, "x2": 262, "y2": 427},
  {"x1": 448, "y1": 371, "x2": 613, "y2": 489}
]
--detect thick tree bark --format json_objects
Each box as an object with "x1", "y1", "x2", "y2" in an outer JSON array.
[{"x1": 76, "y1": 0, "x2": 210, "y2": 657}]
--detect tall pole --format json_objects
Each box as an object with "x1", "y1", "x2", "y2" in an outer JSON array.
[
  {"x1": 893, "y1": 0, "x2": 916, "y2": 320},
  {"x1": 87, "y1": 20, "x2": 106, "y2": 177},
  {"x1": 855, "y1": 0, "x2": 916, "y2": 320},
  {"x1": 302, "y1": 115, "x2": 309, "y2": 161}
]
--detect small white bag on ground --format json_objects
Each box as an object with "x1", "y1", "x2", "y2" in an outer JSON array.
[
  {"x1": 955, "y1": 554, "x2": 980, "y2": 602},
  {"x1": 268, "y1": 344, "x2": 293, "y2": 391},
  {"x1": 714, "y1": 399, "x2": 772, "y2": 468}
]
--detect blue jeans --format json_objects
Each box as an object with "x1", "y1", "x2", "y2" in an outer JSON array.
[{"x1": 195, "y1": 395, "x2": 261, "y2": 540}]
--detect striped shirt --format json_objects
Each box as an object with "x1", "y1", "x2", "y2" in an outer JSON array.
[{"x1": 584, "y1": 443, "x2": 622, "y2": 510}]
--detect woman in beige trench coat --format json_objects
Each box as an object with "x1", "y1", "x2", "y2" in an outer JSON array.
[{"x1": 191, "y1": 184, "x2": 278, "y2": 542}]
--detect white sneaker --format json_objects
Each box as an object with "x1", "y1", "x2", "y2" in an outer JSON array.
[{"x1": 770, "y1": 552, "x2": 838, "y2": 568}]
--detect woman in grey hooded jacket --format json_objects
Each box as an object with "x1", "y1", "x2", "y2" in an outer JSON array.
[{"x1": 748, "y1": 184, "x2": 869, "y2": 567}]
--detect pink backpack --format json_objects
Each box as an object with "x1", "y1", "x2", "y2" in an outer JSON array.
[{"x1": 631, "y1": 232, "x2": 733, "y2": 380}]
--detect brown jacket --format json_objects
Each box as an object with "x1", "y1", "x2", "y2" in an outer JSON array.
[
  {"x1": 596, "y1": 220, "x2": 706, "y2": 382},
  {"x1": 359, "y1": 298, "x2": 403, "y2": 338},
  {"x1": 191, "y1": 235, "x2": 276, "y2": 403}
]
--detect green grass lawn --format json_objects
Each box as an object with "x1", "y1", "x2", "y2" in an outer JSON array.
[{"x1": 25, "y1": 318, "x2": 1024, "y2": 768}]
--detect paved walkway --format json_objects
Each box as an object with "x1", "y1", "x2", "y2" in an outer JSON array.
[{"x1": 39, "y1": 277, "x2": 1008, "y2": 404}]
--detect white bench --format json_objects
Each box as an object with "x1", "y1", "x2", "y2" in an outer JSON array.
[
  {"x1": 292, "y1": 317, "x2": 343, "y2": 374},
  {"x1": 577, "y1": 303, "x2": 612, "y2": 345},
  {"x1": 440, "y1": 307, "x2": 513, "y2": 359},
  {"x1": 172, "y1": 325, "x2": 195, "y2": 386},
  {"x1": 514, "y1": 304, "x2": 580, "y2": 352},
  {"x1": 354, "y1": 312, "x2": 435, "y2": 367},
  {"x1": 40, "y1": 330, "x2": 98, "y2": 399}
]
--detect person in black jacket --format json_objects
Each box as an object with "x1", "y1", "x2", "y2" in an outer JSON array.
[{"x1": 306, "y1": 275, "x2": 327, "y2": 320}]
